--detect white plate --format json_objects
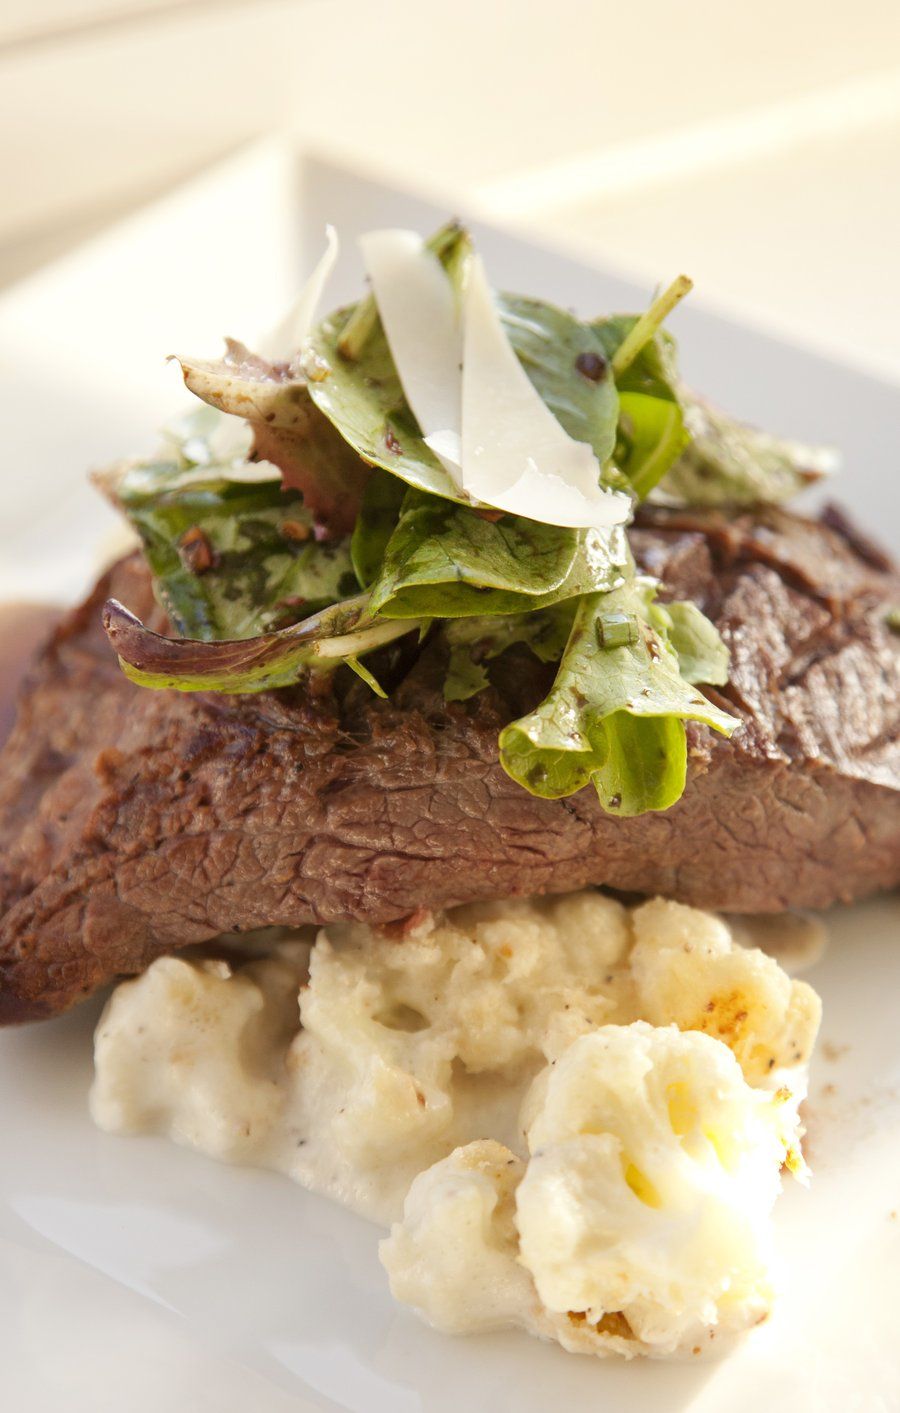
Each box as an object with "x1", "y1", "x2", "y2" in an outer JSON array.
[{"x1": 1, "y1": 144, "x2": 899, "y2": 1413}]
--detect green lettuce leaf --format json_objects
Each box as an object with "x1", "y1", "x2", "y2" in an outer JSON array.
[
  {"x1": 591, "y1": 317, "x2": 689, "y2": 499},
  {"x1": 499, "y1": 294, "x2": 621, "y2": 472},
  {"x1": 443, "y1": 649, "x2": 490, "y2": 703},
  {"x1": 303, "y1": 222, "x2": 469, "y2": 504},
  {"x1": 498, "y1": 568, "x2": 738, "y2": 815},
  {"x1": 442, "y1": 605, "x2": 574, "y2": 702},
  {"x1": 369, "y1": 490, "x2": 578, "y2": 614},
  {"x1": 657, "y1": 393, "x2": 834, "y2": 507},
  {"x1": 649, "y1": 598, "x2": 730, "y2": 686},
  {"x1": 369, "y1": 490, "x2": 630, "y2": 618},
  {"x1": 350, "y1": 468, "x2": 406, "y2": 588},
  {"x1": 103, "y1": 457, "x2": 356, "y2": 640},
  {"x1": 306, "y1": 302, "x2": 464, "y2": 504},
  {"x1": 592, "y1": 316, "x2": 681, "y2": 400},
  {"x1": 593, "y1": 311, "x2": 833, "y2": 507}
]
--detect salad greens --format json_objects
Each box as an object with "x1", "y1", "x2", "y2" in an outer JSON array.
[
  {"x1": 442, "y1": 605, "x2": 575, "y2": 702},
  {"x1": 591, "y1": 314, "x2": 688, "y2": 500},
  {"x1": 176, "y1": 341, "x2": 369, "y2": 536},
  {"x1": 367, "y1": 490, "x2": 629, "y2": 618},
  {"x1": 101, "y1": 456, "x2": 356, "y2": 640},
  {"x1": 350, "y1": 469, "x2": 406, "y2": 588},
  {"x1": 304, "y1": 248, "x2": 626, "y2": 507},
  {"x1": 654, "y1": 599, "x2": 731, "y2": 686},
  {"x1": 368, "y1": 490, "x2": 578, "y2": 614},
  {"x1": 657, "y1": 393, "x2": 834, "y2": 507},
  {"x1": 590, "y1": 296, "x2": 832, "y2": 509},
  {"x1": 103, "y1": 219, "x2": 833, "y2": 817},
  {"x1": 104, "y1": 593, "x2": 420, "y2": 695},
  {"x1": 497, "y1": 570, "x2": 735, "y2": 815}
]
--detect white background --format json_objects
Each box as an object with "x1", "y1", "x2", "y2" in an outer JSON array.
[{"x1": 1, "y1": 0, "x2": 900, "y2": 377}]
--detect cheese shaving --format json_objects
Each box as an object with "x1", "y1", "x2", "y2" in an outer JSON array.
[
  {"x1": 360, "y1": 229, "x2": 464, "y2": 486},
  {"x1": 259, "y1": 225, "x2": 339, "y2": 363},
  {"x1": 460, "y1": 255, "x2": 629, "y2": 527},
  {"x1": 360, "y1": 231, "x2": 630, "y2": 527}
]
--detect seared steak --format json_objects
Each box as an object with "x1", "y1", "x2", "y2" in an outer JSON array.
[{"x1": 1, "y1": 505, "x2": 898, "y2": 1022}]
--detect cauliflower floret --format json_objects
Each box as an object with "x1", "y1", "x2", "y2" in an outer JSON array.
[
  {"x1": 92, "y1": 889, "x2": 820, "y2": 1313},
  {"x1": 380, "y1": 1140, "x2": 533, "y2": 1334},
  {"x1": 516, "y1": 1023, "x2": 796, "y2": 1355},
  {"x1": 383, "y1": 1023, "x2": 804, "y2": 1359},
  {"x1": 630, "y1": 899, "x2": 821, "y2": 1084},
  {"x1": 90, "y1": 948, "x2": 309, "y2": 1158},
  {"x1": 306, "y1": 890, "x2": 632, "y2": 1073},
  {"x1": 288, "y1": 891, "x2": 636, "y2": 1202},
  {"x1": 292, "y1": 931, "x2": 457, "y2": 1176}
]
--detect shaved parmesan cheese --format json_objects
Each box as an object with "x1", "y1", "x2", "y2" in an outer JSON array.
[
  {"x1": 488, "y1": 461, "x2": 629, "y2": 526},
  {"x1": 360, "y1": 229, "x2": 464, "y2": 486},
  {"x1": 355, "y1": 229, "x2": 629, "y2": 528},
  {"x1": 260, "y1": 225, "x2": 339, "y2": 363},
  {"x1": 461, "y1": 256, "x2": 630, "y2": 528},
  {"x1": 424, "y1": 429, "x2": 463, "y2": 467}
]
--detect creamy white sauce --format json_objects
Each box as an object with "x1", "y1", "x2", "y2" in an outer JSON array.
[
  {"x1": 90, "y1": 893, "x2": 821, "y2": 1360},
  {"x1": 725, "y1": 911, "x2": 828, "y2": 975}
]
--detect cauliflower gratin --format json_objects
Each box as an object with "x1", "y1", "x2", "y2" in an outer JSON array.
[{"x1": 90, "y1": 893, "x2": 821, "y2": 1361}]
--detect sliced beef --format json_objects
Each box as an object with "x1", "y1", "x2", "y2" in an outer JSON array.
[{"x1": 1, "y1": 505, "x2": 898, "y2": 1022}]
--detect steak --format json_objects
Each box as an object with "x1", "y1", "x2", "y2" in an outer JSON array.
[{"x1": 1, "y1": 504, "x2": 898, "y2": 1022}]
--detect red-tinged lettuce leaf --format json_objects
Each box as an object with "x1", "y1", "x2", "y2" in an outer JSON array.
[
  {"x1": 103, "y1": 593, "x2": 421, "y2": 694},
  {"x1": 176, "y1": 339, "x2": 370, "y2": 536}
]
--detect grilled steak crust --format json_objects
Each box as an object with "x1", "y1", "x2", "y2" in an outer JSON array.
[{"x1": 1, "y1": 505, "x2": 898, "y2": 1022}]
